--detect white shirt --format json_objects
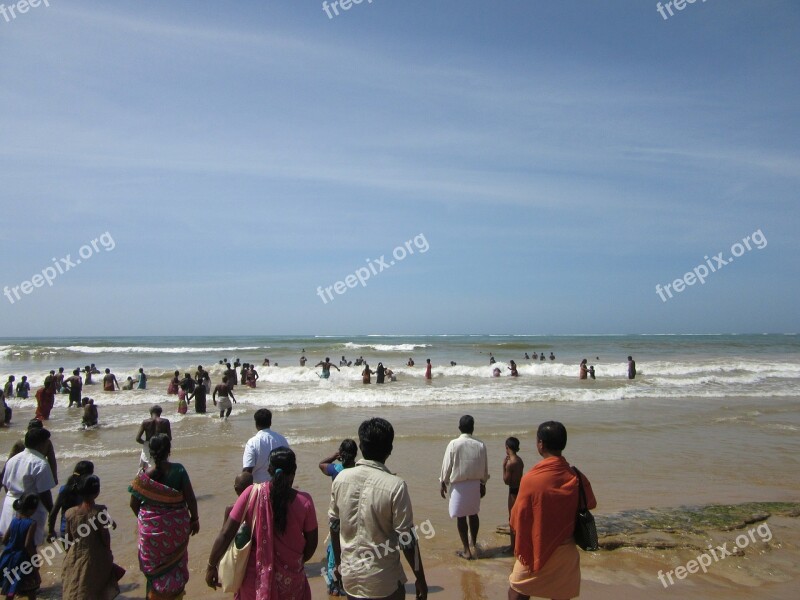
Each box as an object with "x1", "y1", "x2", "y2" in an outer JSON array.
[
  {"x1": 440, "y1": 433, "x2": 490, "y2": 485},
  {"x1": 242, "y1": 429, "x2": 290, "y2": 483},
  {"x1": 0, "y1": 449, "x2": 56, "y2": 546}
]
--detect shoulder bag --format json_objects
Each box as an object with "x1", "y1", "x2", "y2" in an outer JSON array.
[
  {"x1": 573, "y1": 467, "x2": 599, "y2": 551},
  {"x1": 219, "y1": 483, "x2": 261, "y2": 592}
]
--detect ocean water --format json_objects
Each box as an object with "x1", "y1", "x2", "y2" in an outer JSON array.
[{"x1": 1, "y1": 334, "x2": 798, "y2": 414}]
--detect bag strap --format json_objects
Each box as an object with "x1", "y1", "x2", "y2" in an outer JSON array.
[
  {"x1": 243, "y1": 483, "x2": 260, "y2": 530},
  {"x1": 573, "y1": 467, "x2": 587, "y2": 512}
]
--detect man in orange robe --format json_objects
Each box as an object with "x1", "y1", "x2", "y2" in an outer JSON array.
[{"x1": 509, "y1": 421, "x2": 597, "y2": 600}]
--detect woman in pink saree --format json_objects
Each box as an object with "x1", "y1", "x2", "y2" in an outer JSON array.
[
  {"x1": 129, "y1": 434, "x2": 200, "y2": 600},
  {"x1": 205, "y1": 447, "x2": 318, "y2": 600}
]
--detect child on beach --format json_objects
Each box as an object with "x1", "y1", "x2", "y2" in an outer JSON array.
[
  {"x1": 61, "y1": 475, "x2": 122, "y2": 600},
  {"x1": 223, "y1": 471, "x2": 253, "y2": 524},
  {"x1": 318, "y1": 440, "x2": 358, "y2": 597},
  {"x1": 0, "y1": 493, "x2": 41, "y2": 599},
  {"x1": 503, "y1": 437, "x2": 524, "y2": 554},
  {"x1": 48, "y1": 461, "x2": 94, "y2": 541}
]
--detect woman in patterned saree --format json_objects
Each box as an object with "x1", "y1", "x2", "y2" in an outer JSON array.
[
  {"x1": 205, "y1": 446, "x2": 318, "y2": 599},
  {"x1": 129, "y1": 434, "x2": 200, "y2": 600}
]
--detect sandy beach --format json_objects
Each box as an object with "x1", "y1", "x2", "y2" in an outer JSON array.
[{"x1": 4, "y1": 389, "x2": 797, "y2": 599}]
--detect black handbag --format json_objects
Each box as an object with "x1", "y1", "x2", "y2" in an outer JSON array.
[{"x1": 573, "y1": 467, "x2": 599, "y2": 551}]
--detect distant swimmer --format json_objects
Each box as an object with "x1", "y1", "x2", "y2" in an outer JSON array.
[
  {"x1": 508, "y1": 360, "x2": 519, "y2": 377},
  {"x1": 187, "y1": 380, "x2": 207, "y2": 414},
  {"x1": 627, "y1": 356, "x2": 636, "y2": 380},
  {"x1": 83, "y1": 366, "x2": 93, "y2": 386},
  {"x1": 549, "y1": 352, "x2": 555, "y2": 360},
  {"x1": 532, "y1": 352, "x2": 538, "y2": 360},
  {"x1": 54, "y1": 367, "x2": 66, "y2": 393},
  {"x1": 15, "y1": 376, "x2": 30, "y2": 399},
  {"x1": 339, "y1": 356, "x2": 348, "y2": 367},
  {"x1": 136, "y1": 368, "x2": 147, "y2": 390},
  {"x1": 300, "y1": 355, "x2": 307, "y2": 367},
  {"x1": 489, "y1": 354, "x2": 496, "y2": 365},
  {"x1": 362, "y1": 363, "x2": 374, "y2": 384},
  {"x1": 136, "y1": 406, "x2": 171, "y2": 470},
  {"x1": 213, "y1": 375, "x2": 236, "y2": 420},
  {"x1": 122, "y1": 377, "x2": 134, "y2": 390},
  {"x1": 493, "y1": 367, "x2": 501, "y2": 377},
  {"x1": 240, "y1": 364, "x2": 249, "y2": 386},
  {"x1": 262, "y1": 358, "x2": 270, "y2": 366},
  {"x1": 385, "y1": 367, "x2": 396, "y2": 382},
  {"x1": 450, "y1": 361, "x2": 457, "y2": 366},
  {"x1": 588, "y1": 365, "x2": 596, "y2": 380},
  {"x1": 376, "y1": 362, "x2": 386, "y2": 384},
  {"x1": 579, "y1": 359, "x2": 588, "y2": 380},
  {"x1": 225, "y1": 363, "x2": 237, "y2": 387},
  {"x1": 315, "y1": 357, "x2": 340, "y2": 379},
  {"x1": 246, "y1": 366, "x2": 258, "y2": 388},
  {"x1": 103, "y1": 368, "x2": 119, "y2": 392},
  {"x1": 540, "y1": 354, "x2": 545, "y2": 361},
  {"x1": 524, "y1": 353, "x2": 529, "y2": 360},
  {"x1": 407, "y1": 357, "x2": 415, "y2": 367},
  {"x1": 64, "y1": 369, "x2": 83, "y2": 408},
  {"x1": 81, "y1": 398, "x2": 98, "y2": 429},
  {"x1": 425, "y1": 358, "x2": 433, "y2": 380},
  {"x1": 4, "y1": 376, "x2": 14, "y2": 398},
  {"x1": 195, "y1": 365, "x2": 211, "y2": 392},
  {"x1": 168, "y1": 370, "x2": 180, "y2": 395}
]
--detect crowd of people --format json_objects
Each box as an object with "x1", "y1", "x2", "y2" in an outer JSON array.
[
  {"x1": 2, "y1": 353, "x2": 641, "y2": 427},
  {"x1": 0, "y1": 382, "x2": 599, "y2": 600}
]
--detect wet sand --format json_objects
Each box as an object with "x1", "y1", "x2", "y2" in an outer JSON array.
[{"x1": 4, "y1": 393, "x2": 799, "y2": 599}]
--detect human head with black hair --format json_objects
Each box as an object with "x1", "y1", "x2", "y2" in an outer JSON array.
[
  {"x1": 505, "y1": 437, "x2": 520, "y2": 454},
  {"x1": 27, "y1": 418, "x2": 43, "y2": 431},
  {"x1": 148, "y1": 433, "x2": 171, "y2": 467},
  {"x1": 150, "y1": 405, "x2": 163, "y2": 417},
  {"x1": 12, "y1": 492, "x2": 39, "y2": 517},
  {"x1": 77, "y1": 474, "x2": 101, "y2": 501},
  {"x1": 458, "y1": 415, "x2": 475, "y2": 435},
  {"x1": 536, "y1": 421, "x2": 567, "y2": 457},
  {"x1": 66, "y1": 461, "x2": 95, "y2": 493},
  {"x1": 24, "y1": 427, "x2": 50, "y2": 452},
  {"x1": 358, "y1": 418, "x2": 394, "y2": 463},
  {"x1": 267, "y1": 447, "x2": 297, "y2": 534},
  {"x1": 338, "y1": 439, "x2": 358, "y2": 467},
  {"x1": 254, "y1": 408, "x2": 272, "y2": 430}
]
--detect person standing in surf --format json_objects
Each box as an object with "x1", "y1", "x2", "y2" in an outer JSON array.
[
  {"x1": 315, "y1": 358, "x2": 340, "y2": 379},
  {"x1": 212, "y1": 376, "x2": 235, "y2": 420},
  {"x1": 627, "y1": 356, "x2": 636, "y2": 379}
]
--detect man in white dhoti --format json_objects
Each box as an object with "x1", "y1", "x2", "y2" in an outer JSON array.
[{"x1": 440, "y1": 415, "x2": 489, "y2": 559}]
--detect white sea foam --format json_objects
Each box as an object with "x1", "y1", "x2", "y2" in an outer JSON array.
[{"x1": 343, "y1": 343, "x2": 432, "y2": 352}]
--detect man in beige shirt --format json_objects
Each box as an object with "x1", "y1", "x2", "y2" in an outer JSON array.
[
  {"x1": 440, "y1": 415, "x2": 489, "y2": 559},
  {"x1": 330, "y1": 417, "x2": 427, "y2": 600}
]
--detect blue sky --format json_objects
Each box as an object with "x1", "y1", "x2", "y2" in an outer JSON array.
[{"x1": 1, "y1": 0, "x2": 798, "y2": 336}]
